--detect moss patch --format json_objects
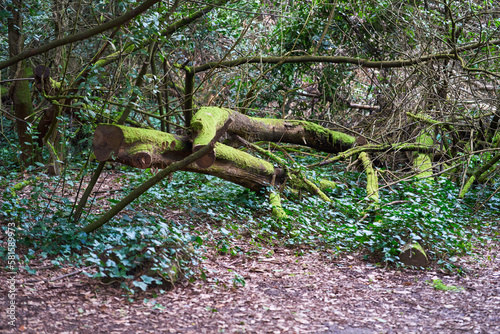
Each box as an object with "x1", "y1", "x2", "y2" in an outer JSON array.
[
  {"x1": 269, "y1": 192, "x2": 287, "y2": 218},
  {"x1": 427, "y1": 279, "x2": 464, "y2": 292},
  {"x1": 414, "y1": 131, "x2": 433, "y2": 179},
  {"x1": 191, "y1": 107, "x2": 231, "y2": 146},
  {"x1": 115, "y1": 124, "x2": 184, "y2": 156},
  {"x1": 358, "y1": 152, "x2": 379, "y2": 203},
  {"x1": 215, "y1": 143, "x2": 276, "y2": 175},
  {"x1": 318, "y1": 179, "x2": 337, "y2": 190},
  {"x1": 294, "y1": 120, "x2": 356, "y2": 145}
]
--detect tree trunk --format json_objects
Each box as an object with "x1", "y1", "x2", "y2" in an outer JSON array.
[
  {"x1": 9, "y1": 62, "x2": 34, "y2": 167},
  {"x1": 191, "y1": 107, "x2": 356, "y2": 168},
  {"x1": 8, "y1": 1, "x2": 34, "y2": 167},
  {"x1": 93, "y1": 124, "x2": 286, "y2": 192}
]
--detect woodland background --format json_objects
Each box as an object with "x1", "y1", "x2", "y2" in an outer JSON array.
[{"x1": 0, "y1": 2, "x2": 499, "y2": 329}]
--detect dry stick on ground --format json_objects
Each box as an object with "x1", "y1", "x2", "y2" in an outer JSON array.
[
  {"x1": 80, "y1": 118, "x2": 233, "y2": 233},
  {"x1": 24, "y1": 266, "x2": 96, "y2": 284}
]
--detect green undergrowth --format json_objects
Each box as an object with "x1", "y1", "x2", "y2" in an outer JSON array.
[
  {"x1": 122, "y1": 154, "x2": 498, "y2": 273},
  {"x1": 427, "y1": 279, "x2": 464, "y2": 292},
  {"x1": 0, "y1": 169, "x2": 201, "y2": 295},
  {"x1": 0, "y1": 155, "x2": 499, "y2": 293}
]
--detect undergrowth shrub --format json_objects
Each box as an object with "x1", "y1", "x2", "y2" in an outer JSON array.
[
  {"x1": 352, "y1": 178, "x2": 480, "y2": 267},
  {"x1": 84, "y1": 215, "x2": 198, "y2": 293},
  {"x1": 0, "y1": 171, "x2": 200, "y2": 293}
]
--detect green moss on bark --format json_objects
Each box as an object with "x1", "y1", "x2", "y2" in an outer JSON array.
[
  {"x1": 359, "y1": 152, "x2": 379, "y2": 203},
  {"x1": 215, "y1": 143, "x2": 275, "y2": 175},
  {"x1": 319, "y1": 179, "x2": 337, "y2": 190},
  {"x1": 191, "y1": 107, "x2": 231, "y2": 147},
  {"x1": 414, "y1": 131, "x2": 434, "y2": 179},
  {"x1": 269, "y1": 192, "x2": 287, "y2": 218},
  {"x1": 115, "y1": 124, "x2": 184, "y2": 154},
  {"x1": 293, "y1": 120, "x2": 356, "y2": 146}
]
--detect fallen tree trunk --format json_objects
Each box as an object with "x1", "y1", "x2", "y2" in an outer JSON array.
[
  {"x1": 191, "y1": 107, "x2": 356, "y2": 168},
  {"x1": 93, "y1": 124, "x2": 286, "y2": 192},
  {"x1": 92, "y1": 107, "x2": 443, "y2": 221},
  {"x1": 94, "y1": 106, "x2": 358, "y2": 192},
  {"x1": 82, "y1": 119, "x2": 233, "y2": 233}
]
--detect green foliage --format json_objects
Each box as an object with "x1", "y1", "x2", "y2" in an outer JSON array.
[
  {"x1": 0, "y1": 169, "x2": 198, "y2": 294},
  {"x1": 123, "y1": 154, "x2": 491, "y2": 270},
  {"x1": 1, "y1": 148, "x2": 499, "y2": 296},
  {"x1": 353, "y1": 178, "x2": 477, "y2": 265},
  {"x1": 427, "y1": 279, "x2": 464, "y2": 292},
  {"x1": 0, "y1": 118, "x2": 22, "y2": 174},
  {"x1": 84, "y1": 214, "x2": 197, "y2": 294},
  {"x1": 229, "y1": 269, "x2": 246, "y2": 288},
  {"x1": 2, "y1": 0, "x2": 500, "y2": 301}
]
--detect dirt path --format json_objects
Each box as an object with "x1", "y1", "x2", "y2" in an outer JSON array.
[{"x1": 1, "y1": 238, "x2": 499, "y2": 333}]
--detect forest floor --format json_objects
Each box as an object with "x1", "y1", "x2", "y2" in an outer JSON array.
[
  {"x1": 1, "y1": 232, "x2": 499, "y2": 334},
  {"x1": 1, "y1": 171, "x2": 500, "y2": 333}
]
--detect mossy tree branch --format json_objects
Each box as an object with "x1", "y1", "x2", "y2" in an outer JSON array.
[
  {"x1": 309, "y1": 143, "x2": 436, "y2": 168},
  {"x1": 190, "y1": 38, "x2": 500, "y2": 73},
  {"x1": 413, "y1": 130, "x2": 434, "y2": 179},
  {"x1": 81, "y1": 119, "x2": 233, "y2": 233},
  {"x1": 191, "y1": 107, "x2": 356, "y2": 166},
  {"x1": 358, "y1": 152, "x2": 379, "y2": 204}
]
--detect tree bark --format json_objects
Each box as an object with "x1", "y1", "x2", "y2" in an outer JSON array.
[
  {"x1": 8, "y1": 1, "x2": 34, "y2": 167},
  {"x1": 190, "y1": 107, "x2": 356, "y2": 168},
  {"x1": 9, "y1": 62, "x2": 34, "y2": 167},
  {"x1": 93, "y1": 124, "x2": 286, "y2": 192}
]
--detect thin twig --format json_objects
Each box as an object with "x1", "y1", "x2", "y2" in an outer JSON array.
[
  {"x1": 380, "y1": 200, "x2": 410, "y2": 208},
  {"x1": 0, "y1": 78, "x2": 34, "y2": 84},
  {"x1": 24, "y1": 266, "x2": 96, "y2": 284}
]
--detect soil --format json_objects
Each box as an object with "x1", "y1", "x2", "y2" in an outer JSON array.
[{"x1": 1, "y1": 237, "x2": 499, "y2": 334}]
